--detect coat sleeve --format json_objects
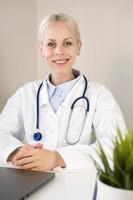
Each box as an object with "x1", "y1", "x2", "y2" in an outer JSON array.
[
  {"x1": 56, "y1": 86, "x2": 127, "y2": 172},
  {"x1": 0, "y1": 90, "x2": 24, "y2": 163}
]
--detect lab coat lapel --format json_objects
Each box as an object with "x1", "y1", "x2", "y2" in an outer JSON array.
[
  {"x1": 39, "y1": 75, "x2": 58, "y2": 118},
  {"x1": 61, "y1": 75, "x2": 86, "y2": 108},
  {"x1": 39, "y1": 75, "x2": 49, "y2": 107}
]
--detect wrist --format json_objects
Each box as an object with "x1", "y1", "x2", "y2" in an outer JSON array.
[{"x1": 54, "y1": 151, "x2": 66, "y2": 168}]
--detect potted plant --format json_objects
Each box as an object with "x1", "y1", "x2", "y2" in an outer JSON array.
[{"x1": 92, "y1": 128, "x2": 133, "y2": 200}]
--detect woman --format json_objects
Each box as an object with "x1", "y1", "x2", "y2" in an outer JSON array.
[{"x1": 0, "y1": 13, "x2": 126, "y2": 172}]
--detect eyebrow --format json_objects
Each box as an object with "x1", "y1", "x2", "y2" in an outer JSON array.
[{"x1": 46, "y1": 37, "x2": 73, "y2": 41}]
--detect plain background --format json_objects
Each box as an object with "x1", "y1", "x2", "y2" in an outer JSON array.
[{"x1": 0, "y1": 0, "x2": 133, "y2": 127}]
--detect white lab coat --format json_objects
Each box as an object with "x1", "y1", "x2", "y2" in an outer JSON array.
[{"x1": 0, "y1": 74, "x2": 127, "y2": 171}]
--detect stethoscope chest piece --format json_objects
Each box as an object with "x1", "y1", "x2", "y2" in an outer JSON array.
[{"x1": 33, "y1": 131, "x2": 42, "y2": 141}]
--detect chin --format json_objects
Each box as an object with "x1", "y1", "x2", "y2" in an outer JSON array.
[{"x1": 51, "y1": 64, "x2": 72, "y2": 74}]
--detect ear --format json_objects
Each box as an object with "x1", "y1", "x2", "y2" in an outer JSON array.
[
  {"x1": 77, "y1": 40, "x2": 82, "y2": 56},
  {"x1": 39, "y1": 42, "x2": 45, "y2": 57}
]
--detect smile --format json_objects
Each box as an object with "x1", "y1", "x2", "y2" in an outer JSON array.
[{"x1": 53, "y1": 59, "x2": 69, "y2": 64}]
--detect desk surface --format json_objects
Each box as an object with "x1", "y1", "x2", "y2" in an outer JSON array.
[{"x1": 0, "y1": 162, "x2": 96, "y2": 200}]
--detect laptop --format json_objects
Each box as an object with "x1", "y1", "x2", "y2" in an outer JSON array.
[{"x1": 0, "y1": 167, "x2": 55, "y2": 200}]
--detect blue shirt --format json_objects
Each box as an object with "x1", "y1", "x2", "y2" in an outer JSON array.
[{"x1": 46, "y1": 75, "x2": 81, "y2": 113}]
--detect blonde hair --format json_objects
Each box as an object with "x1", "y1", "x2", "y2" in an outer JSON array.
[{"x1": 39, "y1": 13, "x2": 81, "y2": 43}]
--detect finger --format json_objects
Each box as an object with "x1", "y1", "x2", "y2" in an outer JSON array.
[
  {"x1": 30, "y1": 167, "x2": 47, "y2": 172},
  {"x1": 20, "y1": 162, "x2": 38, "y2": 170},
  {"x1": 15, "y1": 156, "x2": 35, "y2": 166},
  {"x1": 20, "y1": 144, "x2": 34, "y2": 151},
  {"x1": 15, "y1": 149, "x2": 34, "y2": 160},
  {"x1": 33, "y1": 143, "x2": 44, "y2": 149},
  {"x1": 30, "y1": 167, "x2": 39, "y2": 171},
  {"x1": 15, "y1": 144, "x2": 43, "y2": 160},
  {"x1": 15, "y1": 145, "x2": 33, "y2": 157}
]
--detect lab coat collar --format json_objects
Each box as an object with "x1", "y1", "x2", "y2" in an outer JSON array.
[
  {"x1": 46, "y1": 72, "x2": 81, "y2": 99},
  {"x1": 39, "y1": 71, "x2": 89, "y2": 108},
  {"x1": 46, "y1": 75, "x2": 55, "y2": 98}
]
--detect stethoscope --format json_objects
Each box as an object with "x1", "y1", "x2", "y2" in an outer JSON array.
[{"x1": 33, "y1": 75, "x2": 89, "y2": 145}]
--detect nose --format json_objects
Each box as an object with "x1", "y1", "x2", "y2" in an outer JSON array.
[{"x1": 55, "y1": 45, "x2": 64, "y2": 56}]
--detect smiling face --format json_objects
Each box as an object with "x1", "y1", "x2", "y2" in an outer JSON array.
[{"x1": 40, "y1": 21, "x2": 81, "y2": 75}]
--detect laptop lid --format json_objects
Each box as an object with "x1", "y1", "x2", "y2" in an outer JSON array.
[{"x1": 0, "y1": 167, "x2": 55, "y2": 200}]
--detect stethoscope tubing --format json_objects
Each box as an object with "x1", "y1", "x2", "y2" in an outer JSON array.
[
  {"x1": 65, "y1": 75, "x2": 89, "y2": 145},
  {"x1": 36, "y1": 82, "x2": 43, "y2": 130},
  {"x1": 33, "y1": 75, "x2": 89, "y2": 143}
]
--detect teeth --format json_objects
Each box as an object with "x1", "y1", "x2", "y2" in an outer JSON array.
[{"x1": 54, "y1": 59, "x2": 68, "y2": 64}]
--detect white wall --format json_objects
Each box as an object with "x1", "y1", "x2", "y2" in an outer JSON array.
[
  {"x1": 0, "y1": 0, "x2": 133, "y2": 127},
  {"x1": 37, "y1": 0, "x2": 133, "y2": 127},
  {"x1": 0, "y1": 0, "x2": 37, "y2": 111}
]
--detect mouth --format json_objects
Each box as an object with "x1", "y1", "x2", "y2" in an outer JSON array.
[{"x1": 52, "y1": 59, "x2": 70, "y2": 65}]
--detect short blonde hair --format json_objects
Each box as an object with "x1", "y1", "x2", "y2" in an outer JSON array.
[{"x1": 39, "y1": 13, "x2": 81, "y2": 43}]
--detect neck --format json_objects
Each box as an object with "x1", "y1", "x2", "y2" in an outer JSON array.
[{"x1": 50, "y1": 71, "x2": 75, "y2": 86}]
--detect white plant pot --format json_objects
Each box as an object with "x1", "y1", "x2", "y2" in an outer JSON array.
[{"x1": 97, "y1": 177, "x2": 133, "y2": 200}]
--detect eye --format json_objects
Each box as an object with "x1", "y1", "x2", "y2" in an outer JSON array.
[
  {"x1": 47, "y1": 42, "x2": 56, "y2": 48},
  {"x1": 64, "y1": 41, "x2": 73, "y2": 47}
]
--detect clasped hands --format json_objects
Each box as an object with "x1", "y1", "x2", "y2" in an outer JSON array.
[{"x1": 9, "y1": 144, "x2": 66, "y2": 171}]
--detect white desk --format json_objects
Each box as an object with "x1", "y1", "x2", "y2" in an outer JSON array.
[
  {"x1": 0, "y1": 162, "x2": 96, "y2": 200},
  {"x1": 28, "y1": 171, "x2": 96, "y2": 200}
]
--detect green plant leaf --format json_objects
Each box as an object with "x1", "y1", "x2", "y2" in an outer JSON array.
[
  {"x1": 91, "y1": 128, "x2": 133, "y2": 189},
  {"x1": 97, "y1": 140, "x2": 112, "y2": 174},
  {"x1": 100, "y1": 173, "x2": 122, "y2": 188}
]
